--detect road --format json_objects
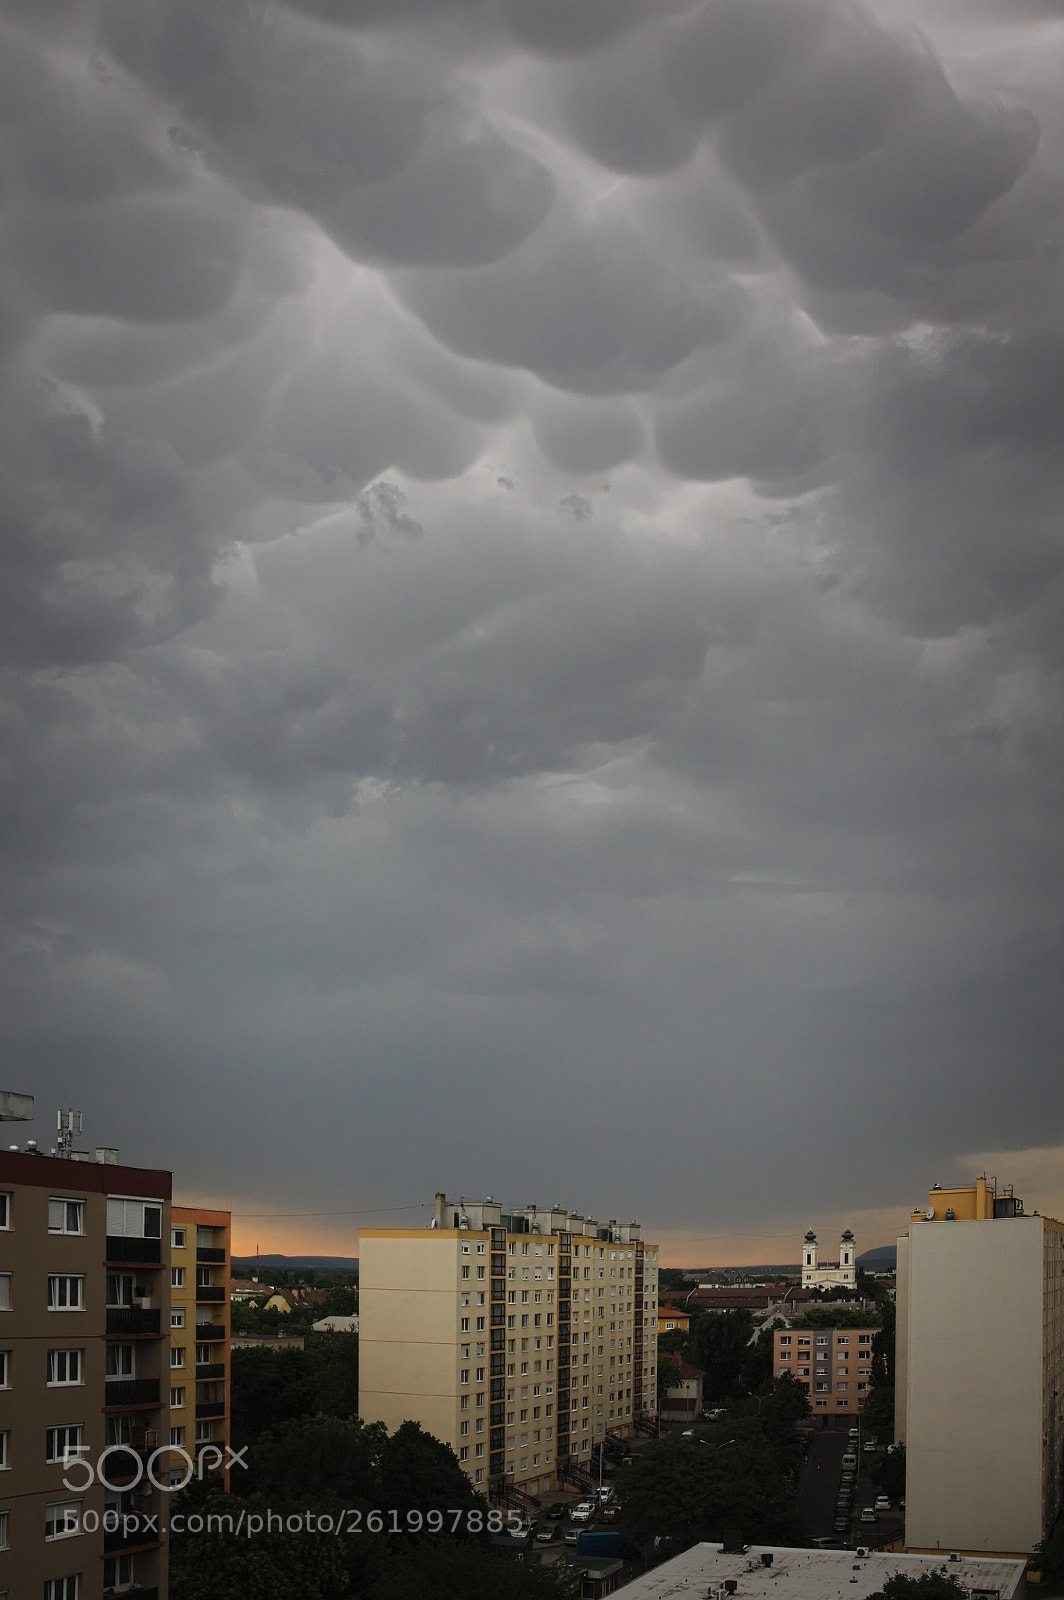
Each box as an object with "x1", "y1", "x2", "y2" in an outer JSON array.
[{"x1": 797, "y1": 1432, "x2": 904, "y2": 1547}]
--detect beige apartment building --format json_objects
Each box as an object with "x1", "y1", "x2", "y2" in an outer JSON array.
[
  {"x1": 896, "y1": 1176, "x2": 1064, "y2": 1557},
  {"x1": 359, "y1": 1194, "x2": 659, "y2": 1498},
  {"x1": 774, "y1": 1324, "x2": 877, "y2": 1417},
  {"x1": 0, "y1": 1131, "x2": 171, "y2": 1600},
  {"x1": 167, "y1": 1207, "x2": 231, "y2": 1487}
]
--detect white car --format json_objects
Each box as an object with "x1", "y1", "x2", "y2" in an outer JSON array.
[
  {"x1": 863, "y1": 1441, "x2": 877, "y2": 1453},
  {"x1": 570, "y1": 1501, "x2": 596, "y2": 1524},
  {"x1": 595, "y1": 1486, "x2": 614, "y2": 1503},
  {"x1": 860, "y1": 1507, "x2": 878, "y2": 1523},
  {"x1": 875, "y1": 1495, "x2": 891, "y2": 1512}
]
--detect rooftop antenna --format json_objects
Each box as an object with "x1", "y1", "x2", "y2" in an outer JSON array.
[{"x1": 56, "y1": 1109, "x2": 83, "y2": 1160}]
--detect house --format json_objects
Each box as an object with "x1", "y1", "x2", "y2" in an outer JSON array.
[
  {"x1": 659, "y1": 1359, "x2": 705, "y2": 1420},
  {"x1": 262, "y1": 1285, "x2": 328, "y2": 1313},
  {"x1": 230, "y1": 1276, "x2": 272, "y2": 1301},
  {"x1": 312, "y1": 1314, "x2": 358, "y2": 1333},
  {"x1": 656, "y1": 1304, "x2": 690, "y2": 1335},
  {"x1": 685, "y1": 1285, "x2": 816, "y2": 1312}
]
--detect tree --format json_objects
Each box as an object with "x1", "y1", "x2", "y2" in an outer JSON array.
[
  {"x1": 872, "y1": 1443, "x2": 905, "y2": 1503},
  {"x1": 613, "y1": 1434, "x2": 805, "y2": 1552},
  {"x1": 788, "y1": 1306, "x2": 883, "y2": 1331},
  {"x1": 871, "y1": 1300, "x2": 896, "y2": 1385},
  {"x1": 169, "y1": 1490, "x2": 353, "y2": 1600},
  {"x1": 687, "y1": 1309, "x2": 758, "y2": 1402},
  {"x1": 659, "y1": 1268, "x2": 694, "y2": 1291},
  {"x1": 245, "y1": 1414, "x2": 382, "y2": 1502},
  {"x1": 866, "y1": 1571, "x2": 968, "y2": 1600},
  {"x1": 366, "y1": 1541, "x2": 565, "y2": 1599},
  {"x1": 377, "y1": 1420, "x2": 480, "y2": 1516},
  {"x1": 861, "y1": 1385, "x2": 895, "y2": 1444},
  {"x1": 657, "y1": 1352, "x2": 683, "y2": 1403}
]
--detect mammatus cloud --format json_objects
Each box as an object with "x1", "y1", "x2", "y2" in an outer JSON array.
[{"x1": 1, "y1": 0, "x2": 1063, "y2": 1244}]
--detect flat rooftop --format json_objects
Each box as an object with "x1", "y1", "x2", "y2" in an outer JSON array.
[{"x1": 617, "y1": 1545, "x2": 1026, "y2": 1600}]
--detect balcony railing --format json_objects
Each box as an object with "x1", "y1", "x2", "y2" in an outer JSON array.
[
  {"x1": 106, "y1": 1236, "x2": 162, "y2": 1264},
  {"x1": 195, "y1": 1286, "x2": 225, "y2": 1303},
  {"x1": 194, "y1": 1323, "x2": 225, "y2": 1341},
  {"x1": 196, "y1": 1401, "x2": 226, "y2": 1419},
  {"x1": 106, "y1": 1308, "x2": 161, "y2": 1337},
  {"x1": 196, "y1": 1246, "x2": 226, "y2": 1263},
  {"x1": 104, "y1": 1524, "x2": 162, "y2": 1555},
  {"x1": 105, "y1": 1377, "x2": 161, "y2": 1408},
  {"x1": 196, "y1": 1362, "x2": 225, "y2": 1380}
]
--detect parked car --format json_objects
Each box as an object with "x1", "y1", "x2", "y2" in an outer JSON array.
[
  {"x1": 563, "y1": 1526, "x2": 581, "y2": 1545},
  {"x1": 841, "y1": 1470, "x2": 855, "y2": 1483},
  {"x1": 841, "y1": 1453, "x2": 857, "y2": 1469},
  {"x1": 595, "y1": 1487, "x2": 614, "y2": 1503},
  {"x1": 849, "y1": 1428, "x2": 860, "y2": 1441},
  {"x1": 860, "y1": 1508, "x2": 878, "y2": 1523},
  {"x1": 600, "y1": 1505, "x2": 620, "y2": 1523},
  {"x1": 536, "y1": 1525, "x2": 561, "y2": 1543},
  {"x1": 874, "y1": 1496, "x2": 891, "y2": 1512},
  {"x1": 570, "y1": 1501, "x2": 596, "y2": 1524},
  {"x1": 547, "y1": 1504, "x2": 567, "y2": 1521},
  {"x1": 812, "y1": 1537, "x2": 844, "y2": 1549},
  {"x1": 863, "y1": 1441, "x2": 877, "y2": 1453},
  {"x1": 681, "y1": 1429, "x2": 697, "y2": 1439},
  {"x1": 508, "y1": 1519, "x2": 537, "y2": 1542},
  {"x1": 833, "y1": 1516, "x2": 850, "y2": 1532}
]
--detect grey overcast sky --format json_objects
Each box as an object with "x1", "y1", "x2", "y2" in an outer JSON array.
[{"x1": 3, "y1": 0, "x2": 1064, "y2": 1262}]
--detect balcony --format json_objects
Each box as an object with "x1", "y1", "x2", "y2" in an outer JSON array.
[
  {"x1": 195, "y1": 1286, "x2": 225, "y2": 1303},
  {"x1": 107, "y1": 1237, "x2": 162, "y2": 1264},
  {"x1": 106, "y1": 1308, "x2": 161, "y2": 1337},
  {"x1": 196, "y1": 1401, "x2": 226, "y2": 1419},
  {"x1": 105, "y1": 1378, "x2": 161, "y2": 1408},
  {"x1": 196, "y1": 1362, "x2": 225, "y2": 1380},
  {"x1": 104, "y1": 1525, "x2": 162, "y2": 1555},
  {"x1": 106, "y1": 1590, "x2": 158, "y2": 1600},
  {"x1": 196, "y1": 1246, "x2": 226, "y2": 1263},
  {"x1": 195, "y1": 1322, "x2": 225, "y2": 1341}
]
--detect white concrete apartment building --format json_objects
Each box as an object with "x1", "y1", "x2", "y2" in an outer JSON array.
[
  {"x1": 897, "y1": 1175, "x2": 1064, "y2": 1557},
  {"x1": 359, "y1": 1193, "x2": 659, "y2": 1498}
]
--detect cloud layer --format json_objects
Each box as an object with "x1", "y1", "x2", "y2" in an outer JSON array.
[{"x1": 3, "y1": 0, "x2": 1064, "y2": 1252}]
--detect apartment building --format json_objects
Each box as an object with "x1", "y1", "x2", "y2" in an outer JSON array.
[
  {"x1": 0, "y1": 1137, "x2": 171, "y2": 1600},
  {"x1": 896, "y1": 1176, "x2": 1064, "y2": 1557},
  {"x1": 359, "y1": 1193, "x2": 659, "y2": 1498},
  {"x1": 167, "y1": 1208, "x2": 230, "y2": 1486},
  {"x1": 773, "y1": 1324, "x2": 877, "y2": 1415}
]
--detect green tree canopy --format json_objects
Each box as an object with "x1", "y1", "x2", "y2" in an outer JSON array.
[
  {"x1": 867, "y1": 1571, "x2": 968, "y2": 1600},
  {"x1": 686, "y1": 1309, "x2": 758, "y2": 1402},
  {"x1": 613, "y1": 1432, "x2": 805, "y2": 1552},
  {"x1": 788, "y1": 1306, "x2": 883, "y2": 1330}
]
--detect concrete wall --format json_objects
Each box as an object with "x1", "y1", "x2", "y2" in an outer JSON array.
[
  {"x1": 904, "y1": 1216, "x2": 1044, "y2": 1554},
  {"x1": 359, "y1": 1232, "x2": 463, "y2": 1448}
]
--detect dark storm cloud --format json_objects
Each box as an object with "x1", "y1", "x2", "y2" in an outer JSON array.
[{"x1": 2, "y1": 0, "x2": 1064, "y2": 1240}]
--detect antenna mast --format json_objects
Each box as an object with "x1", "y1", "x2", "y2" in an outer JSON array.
[{"x1": 56, "y1": 1109, "x2": 83, "y2": 1160}]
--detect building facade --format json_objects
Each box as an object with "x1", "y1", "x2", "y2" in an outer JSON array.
[
  {"x1": 896, "y1": 1177, "x2": 1064, "y2": 1556},
  {"x1": 801, "y1": 1228, "x2": 857, "y2": 1290},
  {"x1": 0, "y1": 1143, "x2": 171, "y2": 1600},
  {"x1": 359, "y1": 1194, "x2": 659, "y2": 1499},
  {"x1": 773, "y1": 1323, "x2": 877, "y2": 1415},
  {"x1": 167, "y1": 1207, "x2": 231, "y2": 1489}
]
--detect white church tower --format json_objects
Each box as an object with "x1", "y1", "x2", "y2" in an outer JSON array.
[{"x1": 801, "y1": 1226, "x2": 857, "y2": 1289}]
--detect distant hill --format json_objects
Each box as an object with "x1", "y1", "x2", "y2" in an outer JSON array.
[
  {"x1": 232, "y1": 1255, "x2": 358, "y2": 1274},
  {"x1": 856, "y1": 1246, "x2": 897, "y2": 1270}
]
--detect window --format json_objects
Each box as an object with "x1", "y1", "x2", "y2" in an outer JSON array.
[
  {"x1": 459, "y1": 1446, "x2": 469, "y2": 1461},
  {"x1": 48, "y1": 1277, "x2": 84, "y2": 1311},
  {"x1": 170, "y1": 1347, "x2": 185, "y2": 1368},
  {"x1": 106, "y1": 1274, "x2": 133, "y2": 1308},
  {"x1": 48, "y1": 1200, "x2": 84, "y2": 1236},
  {"x1": 104, "y1": 1556, "x2": 134, "y2": 1591},
  {"x1": 46, "y1": 1425, "x2": 83, "y2": 1463},
  {"x1": 0, "y1": 1351, "x2": 7, "y2": 1387},
  {"x1": 45, "y1": 1579, "x2": 80, "y2": 1600},
  {"x1": 48, "y1": 1350, "x2": 83, "y2": 1386},
  {"x1": 170, "y1": 1426, "x2": 186, "y2": 1448},
  {"x1": 196, "y1": 1267, "x2": 212, "y2": 1289},
  {"x1": 171, "y1": 1308, "x2": 185, "y2": 1329},
  {"x1": 46, "y1": 1500, "x2": 82, "y2": 1541},
  {"x1": 0, "y1": 1508, "x2": 6, "y2": 1549},
  {"x1": 0, "y1": 1430, "x2": 7, "y2": 1469},
  {"x1": 107, "y1": 1198, "x2": 162, "y2": 1239},
  {"x1": 171, "y1": 1227, "x2": 186, "y2": 1249},
  {"x1": 0, "y1": 1193, "x2": 8, "y2": 1228},
  {"x1": 195, "y1": 1421, "x2": 211, "y2": 1443},
  {"x1": 171, "y1": 1268, "x2": 185, "y2": 1289},
  {"x1": 106, "y1": 1345, "x2": 134, "y2": 1378},
  {"x1": 170, "y1": 1387, "x2": 185, "y2": 1408}
]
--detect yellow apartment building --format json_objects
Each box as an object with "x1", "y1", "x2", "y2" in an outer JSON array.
[
  {"x1": 657, "y1": 1306, "x2": 690, "y2": 1336},
  {"x1": 359, "y1": 1194, "x2": 659, "y2": 1499},
  {"x1": 167, "y1": 1206, "x2": 231, "y2": 1486},
  {"x1": 896, "y1": 1177, "x2": 1064, "y2": 1557},
  {"x1": 773, "y1": 1323, "x2": 877, "y2": 1417}
]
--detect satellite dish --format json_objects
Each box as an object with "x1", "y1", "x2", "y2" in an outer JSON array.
[{"x1": 925, "y1": 1208, "x2": 936, "y2": 1220}]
